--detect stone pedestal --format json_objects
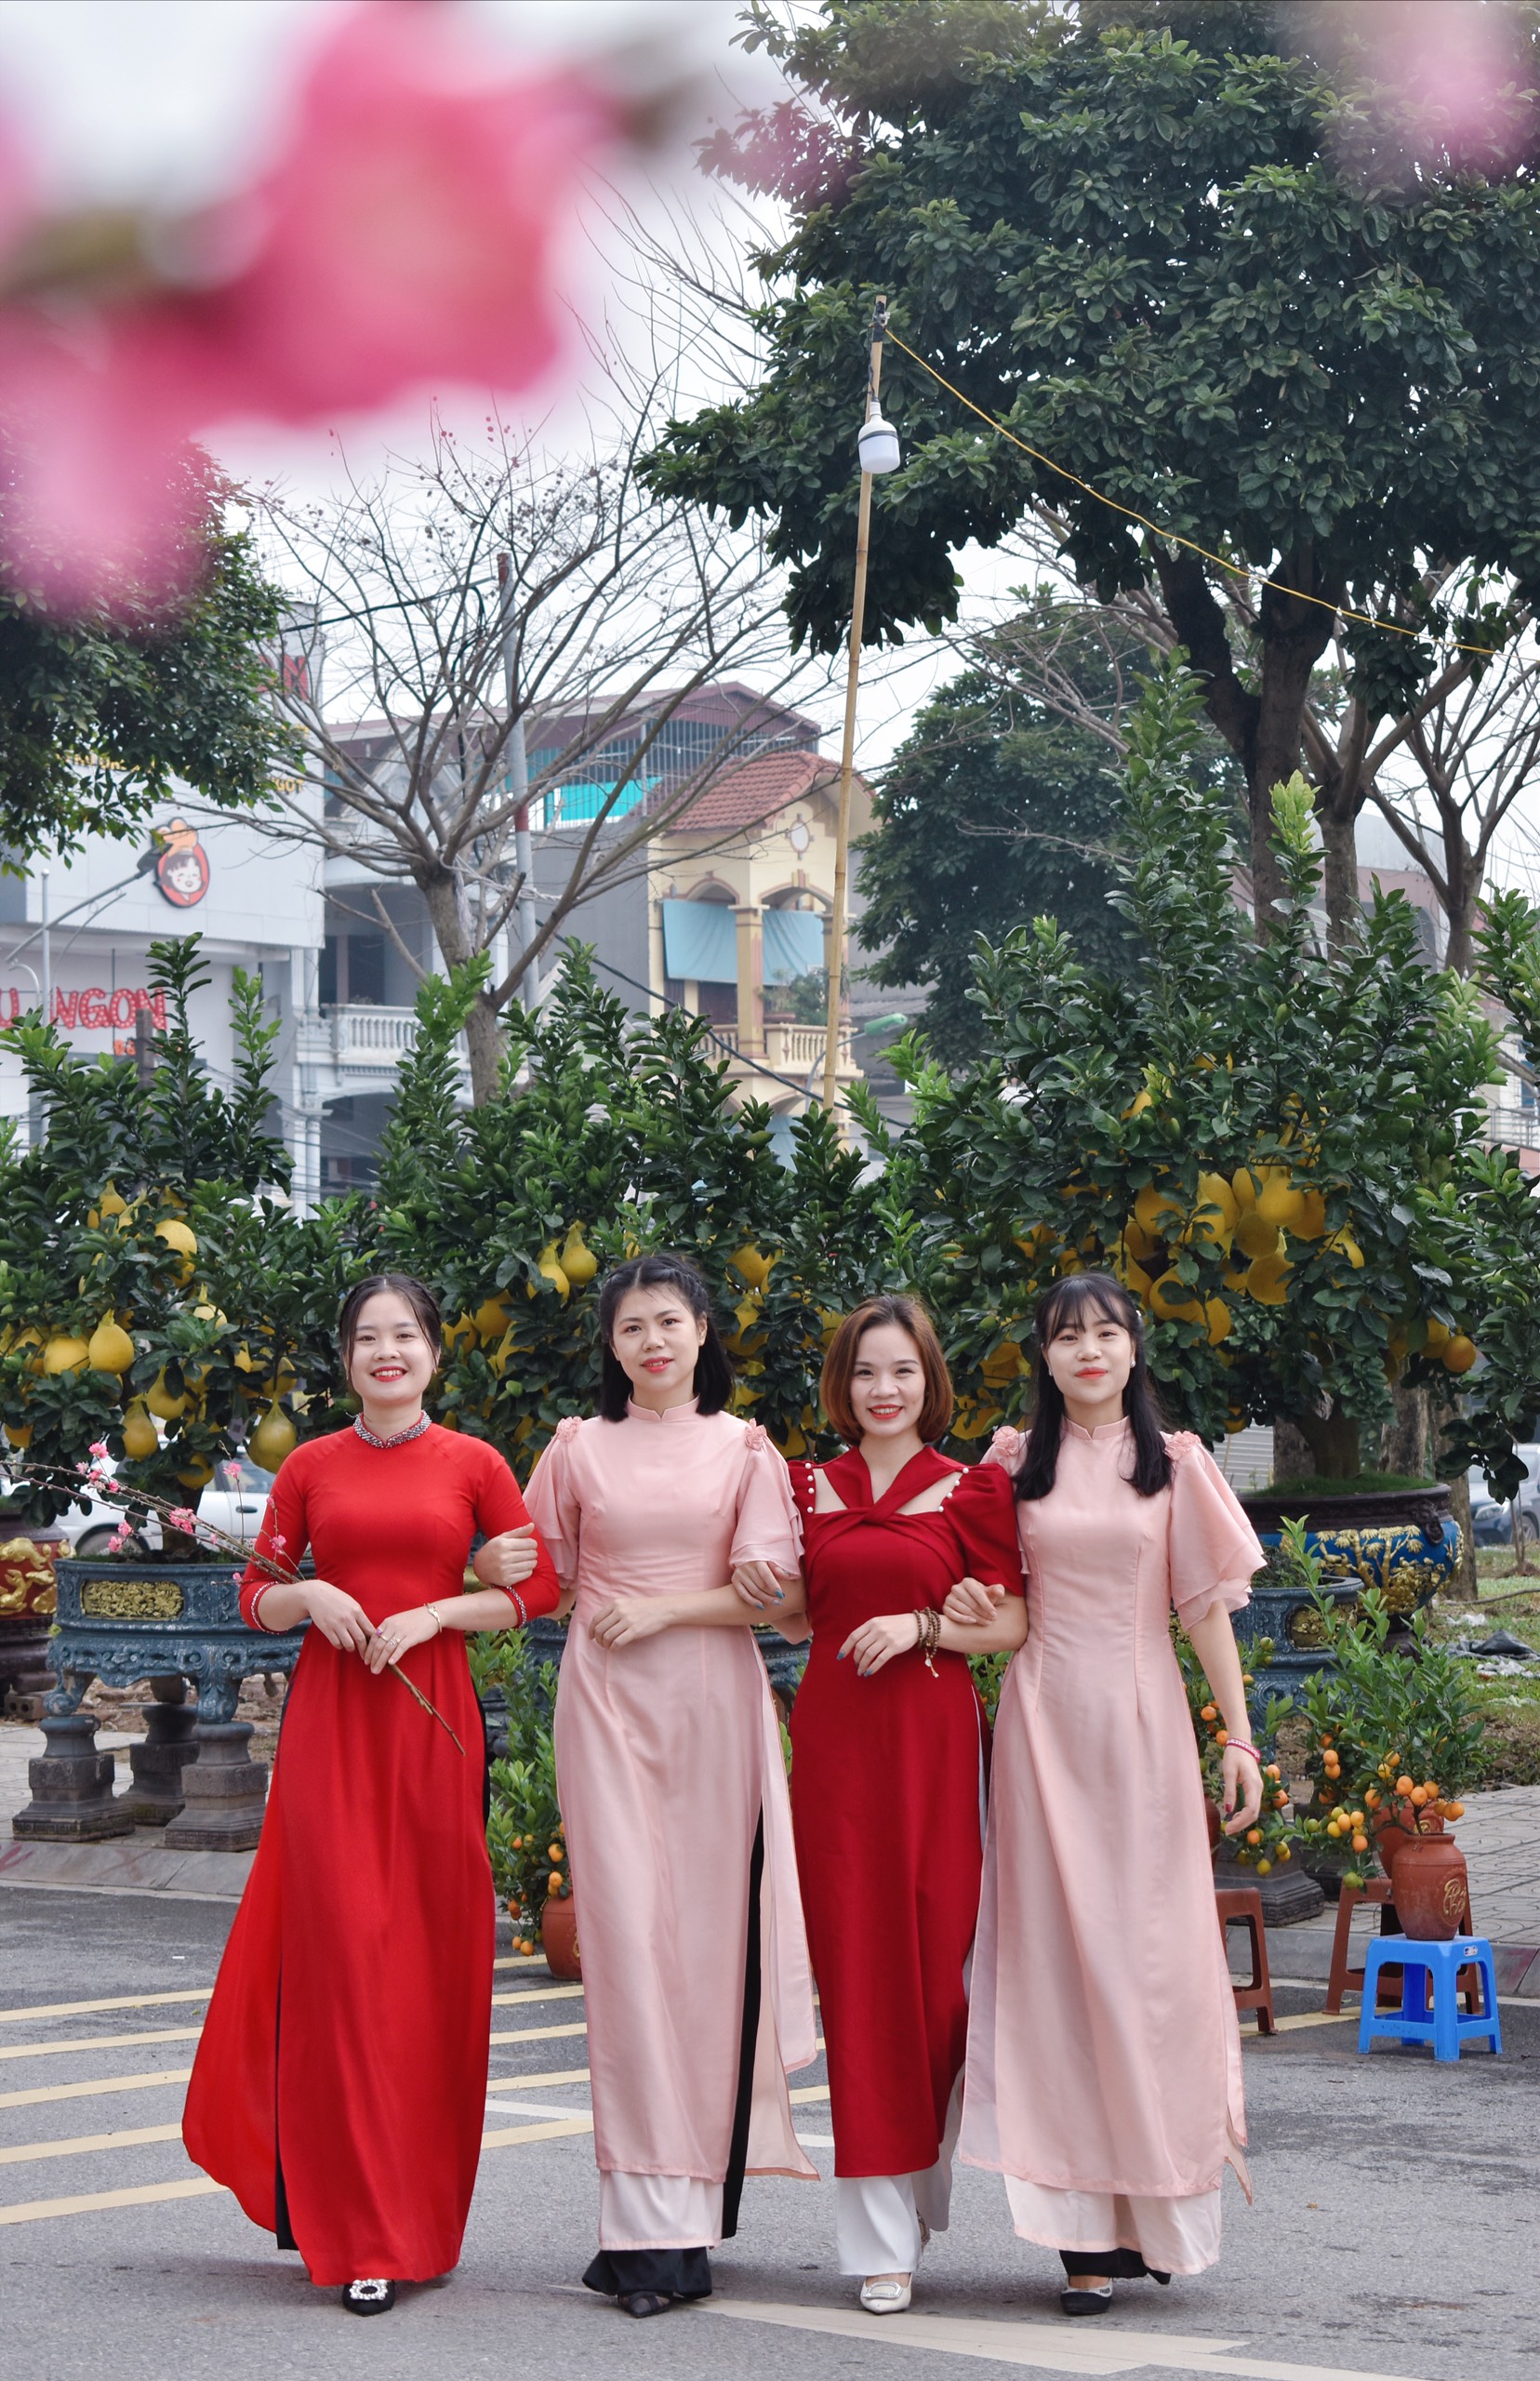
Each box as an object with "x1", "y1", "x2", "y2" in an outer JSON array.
[
  {"x1": 121, "y1": 1676, "x2": 200, "y2": 1827},
  {"x1": 1215, "y1": 1853, "x2": 1324, "y2": 1926},
  {"x1": 164, "y1": 1722, "x2": 269, "y2": 1853},
  {"x1": 11, "y1": 1711, "x2": 133, "y2": 1841}
]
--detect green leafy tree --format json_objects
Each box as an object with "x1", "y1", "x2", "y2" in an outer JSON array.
[
  {"x1": 888, "y1": 663, "x2": 1504, "y2": 1470},
  {"x1": 648, "y1": 0, "x2": 1540, "y2": 936},
  {"x1": 0, "y1": 442, "x2": 292, "y2": 860},
  {"x1": 856, "y1": 599, "x2": 1234, "y2": 1063}
]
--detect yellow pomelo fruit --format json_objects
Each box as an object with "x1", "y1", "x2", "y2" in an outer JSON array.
[
  {"x1": 5, "y1": 1421, "x2": 32, "y2": 1448},
  {"x1": 176, "y1": 1455, "x2": 214, "y2": 1492},
  {"x1": 1056, "y1": 1250, "x2": 1083, "y2": 1276},
  {"x1": 1423, "y1": 1317, "x2": 1451, "y2": 1352},
  {"x1": 43, "y1": 1334, "x2": 89, "y2": 1375},
  {"x1": 532, "y1": 1243, "x2": 569, "y2": 1299},
  {"x1": 1293, "y1": 1189, "x2": 1329, "y2": 1241},
  {"x1": 121, "y1": 1402, "x2": 159, "y2": 1460},
  {"x1": 86, "y1": 1318, "x2": 135, "y2": 1375},
  {"x1": 981, "y1": 1341, "x2": 1025, "y2": 1385},
  {"x1": 1224, "y1": 1410, "x2": 1248, "y2": 1435},
  {"x1": 729, "y1": 1243, "x2": 771, "y2": 1290},
  {"x1": 1231, "y1": 1166, "x2": 1259, "y2": 1212},
  {"x1": 1246, "y1": 1254, "x2": 1293, "y2": 1305},
  {"x1": 1190, "y1": 1172, "x2": 1241, "y2": 1243},
  {"x1": 249, "y1": 1403, "x2": 299, "y2": 1471},
  {"x1": 560, "y1": 1224, "x2": 598, "y2": 1286},
  {"x1": 1133, "y1": 1180, "x2": 1185, "y2": 1237},
  {"x1": 1255, "y1": 1167, "x2": 1307, "y2": 1231},
  {"x1": 146, "y1": 1372, "x2": 189, "y2": 1422},
  {"x1": 1120, "y1": 1216, "x2": 1157, "y2": 1263},
  {"x1": 474, "y1": 1297, "x2": 512, "y2": 1343},
  {"x1": 154, "y1": 1217, "x2": 198, "y2": 1279},
  {"x1": 1205, "y1": 1297, "x2": 1233, "y2": 1345},
  {"x1": 1325, "y1": 1228, "x2": 1364, "y2": 1269},
  {"x1": 1441, "y1": 1334, "x2": 1478, "y2": 1375},
  {"x1": 1122, "y1": 1087, "x2": 1154, "y2": 1119},
  {"x1": 13, "y1": 1329, "x2": 44, "y2": 1376},
  {"x1": 1233, "y1": 1209, "x2": 1284, "y2": 1261},
  {"x1": 88, "y1": 1183, "x2": 130, "y2": 1230},
  {"x1": 1149, "y1": 1270, "x2": 1203, "y2": 1324}
]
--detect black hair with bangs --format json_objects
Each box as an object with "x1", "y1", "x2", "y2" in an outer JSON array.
[
  {"x1": 596, "y1": 1253, "x2": 734, "y2": 1422},
  {"x1": 1015, "y1": 1271, "x2": 1172, "y2": 1501}
]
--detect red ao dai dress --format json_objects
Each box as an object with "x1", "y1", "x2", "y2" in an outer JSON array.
[
  {"x1": 522, "y1": 1401, "x2": 817, "y2": 2296},
  {"x1": 183, "y1": 1423, "x2": 559, "y2": 2288},
  {"x1": 789, "y1": 1446, "x2": 1024, "y2": 2277},
  {"x1": 961, "y1": 1421, "x2": 1266, "y2": 2277}
]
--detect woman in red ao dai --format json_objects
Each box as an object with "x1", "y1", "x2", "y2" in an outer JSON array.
[
  {"x1": 769, "y1": 1298, "x2": 1027, "y2": 2316},
  {"x1": 946, "y1": 1273, "x2": 1266, "y2": 2318},
  {"x1": 184, "y1": 1275, "x2": 559, "y2": 2318}
]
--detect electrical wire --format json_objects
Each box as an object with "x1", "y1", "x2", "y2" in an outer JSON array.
[{"x1": 883, "y1": 326, "x2": 1501, "y2": 660}]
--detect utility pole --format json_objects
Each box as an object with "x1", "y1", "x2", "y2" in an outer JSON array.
[
  {"x1": 498, "y1": 552, "x2": 541, "y2": 1010},
  {"x1": 823, "y1": 297, "x2": 898, "y2": 1112},
  {"x1": 134, "y1": 1006, "x2": 156, "y2": 1093},
  {"x1": 39, "y1": 864, "x2": 50, "y2": 1031}
]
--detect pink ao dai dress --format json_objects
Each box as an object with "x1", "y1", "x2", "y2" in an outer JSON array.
[
  {"x1": 523, "y1": 1401, "x2": 817, "y2": 2270},
  {"x1": 962, "y1": 1420, "x2": 1266, "y2": 2276}
]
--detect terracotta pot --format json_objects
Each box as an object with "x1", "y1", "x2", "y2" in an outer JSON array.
[
  {"x1": 1389, "y1": 1831, "x2": 1469, "y2": 1941},
  {"x1": 1371, "y1": 1803, "x2": 1443, "y2": 1882},
  {"x1": 541, "y1": 1891, "x2": 580, "y2": 1981}
]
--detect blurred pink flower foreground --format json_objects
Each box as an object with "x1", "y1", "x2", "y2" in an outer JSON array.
[{"x1": 0, "y1": 1, "x2": 623, "y2": 609}]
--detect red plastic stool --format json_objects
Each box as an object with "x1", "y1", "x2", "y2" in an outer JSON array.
[
  {"x1": 1325, "y1": 1875, "x2": 1481, "y2": 2015},
  {"x1": 1215, "y1": 1884, "x2": 1276, "y2": 2035}
]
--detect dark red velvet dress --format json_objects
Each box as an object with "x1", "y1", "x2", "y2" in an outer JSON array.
[
  {"x1": 789, "y1": 1447, "x2": 1024, "y2": 2179},
  {"x1": 182, "y1": 1424, "x2": 558, "y2": 2287}
]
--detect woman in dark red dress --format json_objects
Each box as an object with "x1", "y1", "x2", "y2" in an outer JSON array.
[
  {"x1": 183, "y1": 1273, "x2": 559, "y2": 2316},
  {"x1": 783, "y1": 1297, "x2": 1026, "y2": 2314}
]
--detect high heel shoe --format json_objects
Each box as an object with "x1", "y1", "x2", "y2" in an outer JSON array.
[
  {"x1": 1059, "y1": 2282, "x2": 1113, "y2": 2317},
  {"x1": 341, "y1": 2279, "x2": 396, "y2": 2316},
  {"x1": 859, "y1": 2275, "x2": 912, "y2": 2315}
]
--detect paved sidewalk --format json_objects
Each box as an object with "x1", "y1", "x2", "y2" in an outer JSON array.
[{"x1": 0, "y1": 1721, "x2": 254, "y2": 1900}]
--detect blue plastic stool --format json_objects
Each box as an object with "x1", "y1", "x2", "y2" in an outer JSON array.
[{"x1": 1357, "y1": 1936, "x2": 1502, "y2": 2062}]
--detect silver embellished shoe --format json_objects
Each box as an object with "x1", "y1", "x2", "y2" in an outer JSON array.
[{"x1": 342, "y1": 2279, "x2": 396, "y2": 2316}]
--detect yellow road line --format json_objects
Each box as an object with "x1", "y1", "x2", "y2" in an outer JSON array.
[
  {"x1": 1249, "y1": 2011, "x2": 1358, "y2": 2035},
  {"x1": 488, "y1": 1987, "x2": 584, "y2": 2009},
  {"x1": 485, "y1": 2067, "x2": 591, "y2": 2093},
  {"x1": 0, "y1": 2122, "x2": 183, "y2": 2167},
  {"x1": 0, "y1": 2026, "x2": 204, "y2": 2064},
  {"x1": 0, "y1": 1989, "x2": 211, "y2": 2024},
  {"x1": 487, "y1": 2022, "x2": 587, "y2": 2049},
  {"x1": 0, "y1": 2068, "x2": 192, "y2": 2112},
  {"x1": 482, "y1": 2116, "x2": 593, "y2": 2148},
  {"x1": 789, "y1": 2084, "x2": 831, "y2": 2106},
  {"x1": 0, "y1": 2175, "x2": 224, "y2": 2227}
]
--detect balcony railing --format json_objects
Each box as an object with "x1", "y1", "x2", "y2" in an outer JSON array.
[
  {"x1": 297, "y1": 1005, "x2": 468, "y2": 1074},
  {"x1": 713, "y1": 1021, "x2": 856, "y2": 1081},
  {"x1": 1486, "y1": 1104, "x2": 1540, "y2": 1151}
]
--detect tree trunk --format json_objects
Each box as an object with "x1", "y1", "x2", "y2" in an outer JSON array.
[
  {"x1": 1271, "y1": 1417, "x2": 1317, "y2": 1485},
  {"x1": 462, "y1": 992, "x2": 505, "y2": 1106},
  {"x1": 1249, "y1": 558, "x2": 1343, "y2": 935},
  {"x1": 1283, "y1": 1401, "x2": 1361, "y2": 1481},
  {"x1": 1317, "y1": 795, "x2": 1360, "y2": 953},
  {"x1": 1379, "y1": 1380, "x2": 1429, "y2": 1479},
  {"x1": 419, "y1": 871, "x2": 503, "y2": 1106}
]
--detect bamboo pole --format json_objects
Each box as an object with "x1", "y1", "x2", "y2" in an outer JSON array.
[{"x1": 822, "y1": 296, "x2": 887, "y2": 1113}]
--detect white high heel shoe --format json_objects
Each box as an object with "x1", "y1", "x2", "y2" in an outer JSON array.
[{"x1": 859, "y1": 2276, "x2": 912, "y2": 2315}]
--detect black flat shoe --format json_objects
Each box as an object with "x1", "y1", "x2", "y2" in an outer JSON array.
[
  {"x1": 1060, "y1": 2284, "x2": 1113, "y2": 2317},
  {"x1": 619, "y1": 2290, "x2": 673, "y2": 2319},
  {"x1": 1149, "y1": 2270, "x2": 1172, "y2": 2286},
  {"x1": 342, "y1": 2279, "x2": 396, "y2": 2316}
]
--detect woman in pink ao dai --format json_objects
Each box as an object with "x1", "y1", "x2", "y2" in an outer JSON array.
[
  {"x1": 522, "y1": 1254, "x2": 816, "y2": 2322},
  {"x1": 948, "y1": 1272, "x2": 1267, "y2": 2319}
]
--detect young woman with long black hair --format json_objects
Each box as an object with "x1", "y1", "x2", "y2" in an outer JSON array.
[
  {"x1": 184, "y1": 1273, "x2": 559, "y2": 2315},
  {"x1": 946, "y1": 1272, "x2": 1266, "y2": 2317},
  {"x1": 521, "y1": 1253, "x2": 817, "y2": 2321}
]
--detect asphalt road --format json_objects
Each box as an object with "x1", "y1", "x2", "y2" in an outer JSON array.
[{"x1": 0, "y1": 1887, "x2": 1536, "y2": 2381}]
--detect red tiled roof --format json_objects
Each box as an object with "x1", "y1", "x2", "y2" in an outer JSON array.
[{"x1": 652, "y1": 748, "x2": 863, "y2": 833}]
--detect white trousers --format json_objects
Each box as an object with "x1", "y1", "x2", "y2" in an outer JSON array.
[
  {"x1": 1003, "y1": 2177, "x2": 1223, "y2": 2277},
  {"x1": 834, "y1": 2077, "x2": 963, "y2": 2276},
  {"x1": 598, "y1": 2172, "x2": 724, "y2": 2253}
]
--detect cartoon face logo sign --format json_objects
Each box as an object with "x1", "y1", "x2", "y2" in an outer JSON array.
[{"x1": 153, "y1": 819, "x2": 210, "y2": 909}]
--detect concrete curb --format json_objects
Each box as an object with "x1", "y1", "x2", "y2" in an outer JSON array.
[{"x1": 0, "y1": 1837, "x2": 252, "y2": 1901}]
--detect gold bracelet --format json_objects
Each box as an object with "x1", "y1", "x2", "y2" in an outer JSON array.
[{"x1": 427, "y1": 1604, "x2": 444, "y2": 1637}]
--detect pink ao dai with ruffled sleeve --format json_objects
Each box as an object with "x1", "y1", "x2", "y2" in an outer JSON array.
[
  {"x1": 523, "y1": 1400, "x2": 817, "y2": 2255},
  {"x1": 961, "y1": 1421, "x2": 1266, "y2": 2276}
]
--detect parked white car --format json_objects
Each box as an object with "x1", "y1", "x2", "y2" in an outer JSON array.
[{"x1": 2, "y1": 1455, "x2": 275, "y2": 1558}]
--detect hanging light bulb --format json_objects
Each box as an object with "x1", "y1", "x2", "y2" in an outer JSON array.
[{"x1": 856, "y1": 409, "x2": 901, "y2": 474}]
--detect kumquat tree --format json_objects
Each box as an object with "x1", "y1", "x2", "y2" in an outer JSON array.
[{"x1": 884, "y1": 665, "x2": 1517, "y2": 1476}]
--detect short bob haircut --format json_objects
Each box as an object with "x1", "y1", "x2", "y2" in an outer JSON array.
[
  {"x1": 1015, "y1": 1271, "x2": 1171, "y2": 1501},
  {"x1": 820, "y1": 1296, "x2": 954, "y2": 1446},
  {"x1": 595, "y1": 1252, "x2": 734, "y2": 1422},
  {"x1": 338, "y1": 1272, "x2": 444, "y2": 1372}
]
